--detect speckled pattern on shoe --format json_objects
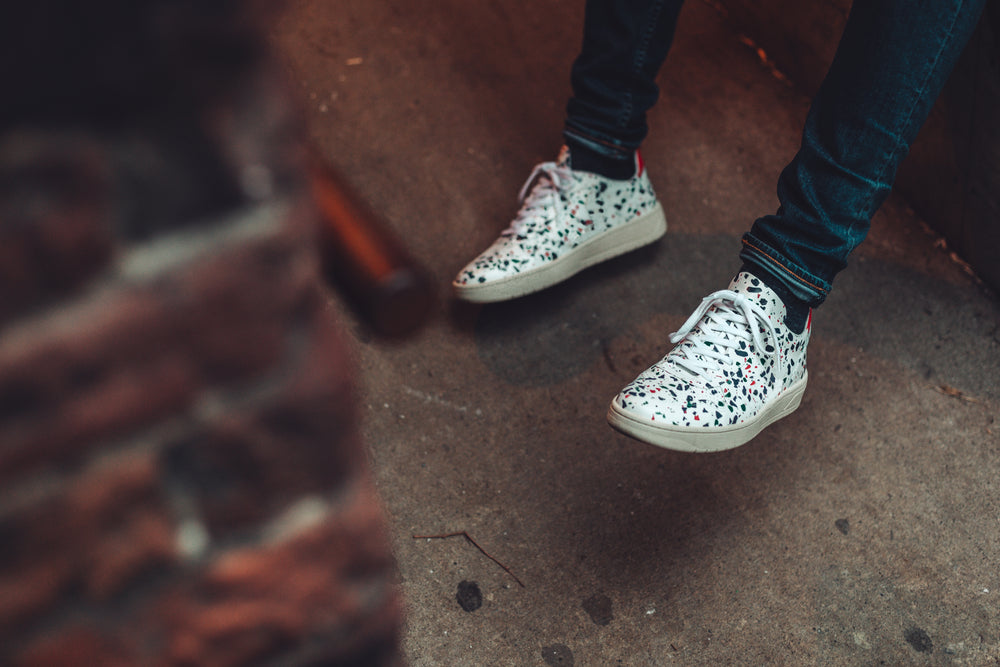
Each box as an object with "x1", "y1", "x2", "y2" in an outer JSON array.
[
  {"x1": 608, "y1": 272, "x2": 810, "y2": 452},
  {"x1": 453, "y1": 146, "x2": 666, "y2": 302}
]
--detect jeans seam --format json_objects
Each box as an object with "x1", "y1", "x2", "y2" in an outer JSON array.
[
  {"x1": 859, "y1": 0, "x2": 964, "y2": 224},
  {"x1": 742, "y1": 237, "x2": 829, "y2": 294},
  {"x1": 620, "y1": 0, "x2": 667, "y2": 130}
]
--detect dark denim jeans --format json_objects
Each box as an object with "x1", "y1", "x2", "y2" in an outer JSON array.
[{"x1": 565, "y1": 0, "x2": 987, "y2": 306}]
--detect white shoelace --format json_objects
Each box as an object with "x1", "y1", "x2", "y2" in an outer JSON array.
[
  {"x1": 503, "y1": 161, "x2": 574, "y2": 237},
  {"x1": 668, "y1": 290, "x2": 778, "y2": 377}
]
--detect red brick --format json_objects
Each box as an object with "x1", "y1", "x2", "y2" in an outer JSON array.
[
  {"x1": 0, "y1": 561, "x2": 73, "y2": 632},
  {"x1": 0, "y1": 210, "x2": 317, "y2": 483},
  {"x1": 151, "y1": 481, "x2": 401, "y2": 667},
  {"x1": 68, "y1": 450, "x2": 162, "y2": 519},
  {"x1": 160, "y1": 297, "x2": 362, "y2": 537},
  {"x1": 165, "y1": 227, "x2": 315, "y2": 384},
  {"x1": 84, "y1": 509, "x2": 176, "y2": 601},
  {"x1": 167, "y1": 601, "x2": 303, "y2": 667},
  {"x1": 70, "y1": 455, "x2": 178, "y2": 600},
  {"x1": 0, "y1": 453, "x2": 177, "y2": 634},
  {"x1": 14, "y1": 626, "x2": 136, "y2": 667},
  {"x1": 0, "y1": 136, "x2": 115, "y2": 327},
  {"x1": 0, "y1": 291, "x2": 198, "y2": 482}
]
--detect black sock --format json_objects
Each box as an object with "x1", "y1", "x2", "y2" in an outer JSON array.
[
  {"x1": 739, "y1": 264, "x2": 811, "y2": 334},
  {"x1": 564, "y1": 141, "x2": 636, "y2": 180}
]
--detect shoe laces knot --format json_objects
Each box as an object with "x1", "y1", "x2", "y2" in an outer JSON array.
[
  {"x1": 504, "y1": 161, "x2": 574, "y2": 237},
  {"x1": 668, "y1": 290, "x2": 779, "y2": 377}
]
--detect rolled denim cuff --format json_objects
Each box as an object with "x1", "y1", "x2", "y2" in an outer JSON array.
[
  {"x1": 563, "y1": 123, "x2": 637, "y2": 163},
  {"x1": 739, "y1": 233, "x2": 832, "y2": 307}
]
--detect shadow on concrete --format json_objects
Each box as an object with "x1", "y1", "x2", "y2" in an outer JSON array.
[{"x1": 469, "y1": 232, "x2": 1000, "y2": 400}]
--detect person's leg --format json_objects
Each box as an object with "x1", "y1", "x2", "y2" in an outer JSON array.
[
  {"x1": 610, "y1": 0, "x2": 988, "y2": 452},
  {"x1": 741, "y1": 0, "x2": 989, "y2": 318},
  {"x1": 564, "y1": 0, "x2": 686, "y2": 178},
  {"x1": 453, "y1": 0, "x2": 685, "y2": 302}
]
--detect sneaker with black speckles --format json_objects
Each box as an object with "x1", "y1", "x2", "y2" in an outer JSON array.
[
  {"x1": 453, "y1": 146, "x2": 666, "y2": 303},
  {"x1": 608, "y1": 272, "x2": 810, "y2": 452}
]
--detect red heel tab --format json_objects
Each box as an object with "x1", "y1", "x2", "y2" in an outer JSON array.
[{"x1": 636, "y1": 150, "x2": 645, "y2": 176}]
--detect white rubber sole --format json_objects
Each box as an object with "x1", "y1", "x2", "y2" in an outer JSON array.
[
  {"x1": 453, "y1": 203, "x2": 667, "y2": 303},
  {"x1": 606, "y1": 372, "x2": 808, "y2": 453}
]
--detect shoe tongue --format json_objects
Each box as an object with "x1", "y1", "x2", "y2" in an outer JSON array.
[
  {"x1": 727, "y1": 271, "x2": 786, "y2": 321},
  {"x1": 556, "y1": 145, "x2": 572, "y2": 168}
]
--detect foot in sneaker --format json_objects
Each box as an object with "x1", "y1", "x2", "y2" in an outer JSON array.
[
  {"x1": 607, "y1": 272, "x2": 810, "y2": 453},
  {"x1": 453, "y1": 146, "x2": 666, "y2": 302}
]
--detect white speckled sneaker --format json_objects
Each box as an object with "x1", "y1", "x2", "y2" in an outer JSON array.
[
  {"x1": 453, "y1": 146, "x2": 666, "y2": 302},
  {"x1": 607, "y1": 272, "x2": 810, "y2": 453}
]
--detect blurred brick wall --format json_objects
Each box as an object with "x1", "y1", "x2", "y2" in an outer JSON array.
[{"x1": 0, "y1": 4, "x2": 403, "y2": 665}]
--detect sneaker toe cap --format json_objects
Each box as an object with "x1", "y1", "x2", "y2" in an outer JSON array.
[
  {"x1": 613, "y1": 381, "x2": 743, "y2": 429},
  {"x1": 613, "y1": 390, "x2": 681, "y2": 425},
  {"x1": 453, "y1": 248, "x2": 546, "y2": 286},
  {"x1": 453, "y1": 260, "x2": 522, "y2": 286}
]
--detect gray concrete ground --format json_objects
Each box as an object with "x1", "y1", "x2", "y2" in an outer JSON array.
[{"x1": 272, "y1": 1, "x2": 1000, "y2": 664}]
